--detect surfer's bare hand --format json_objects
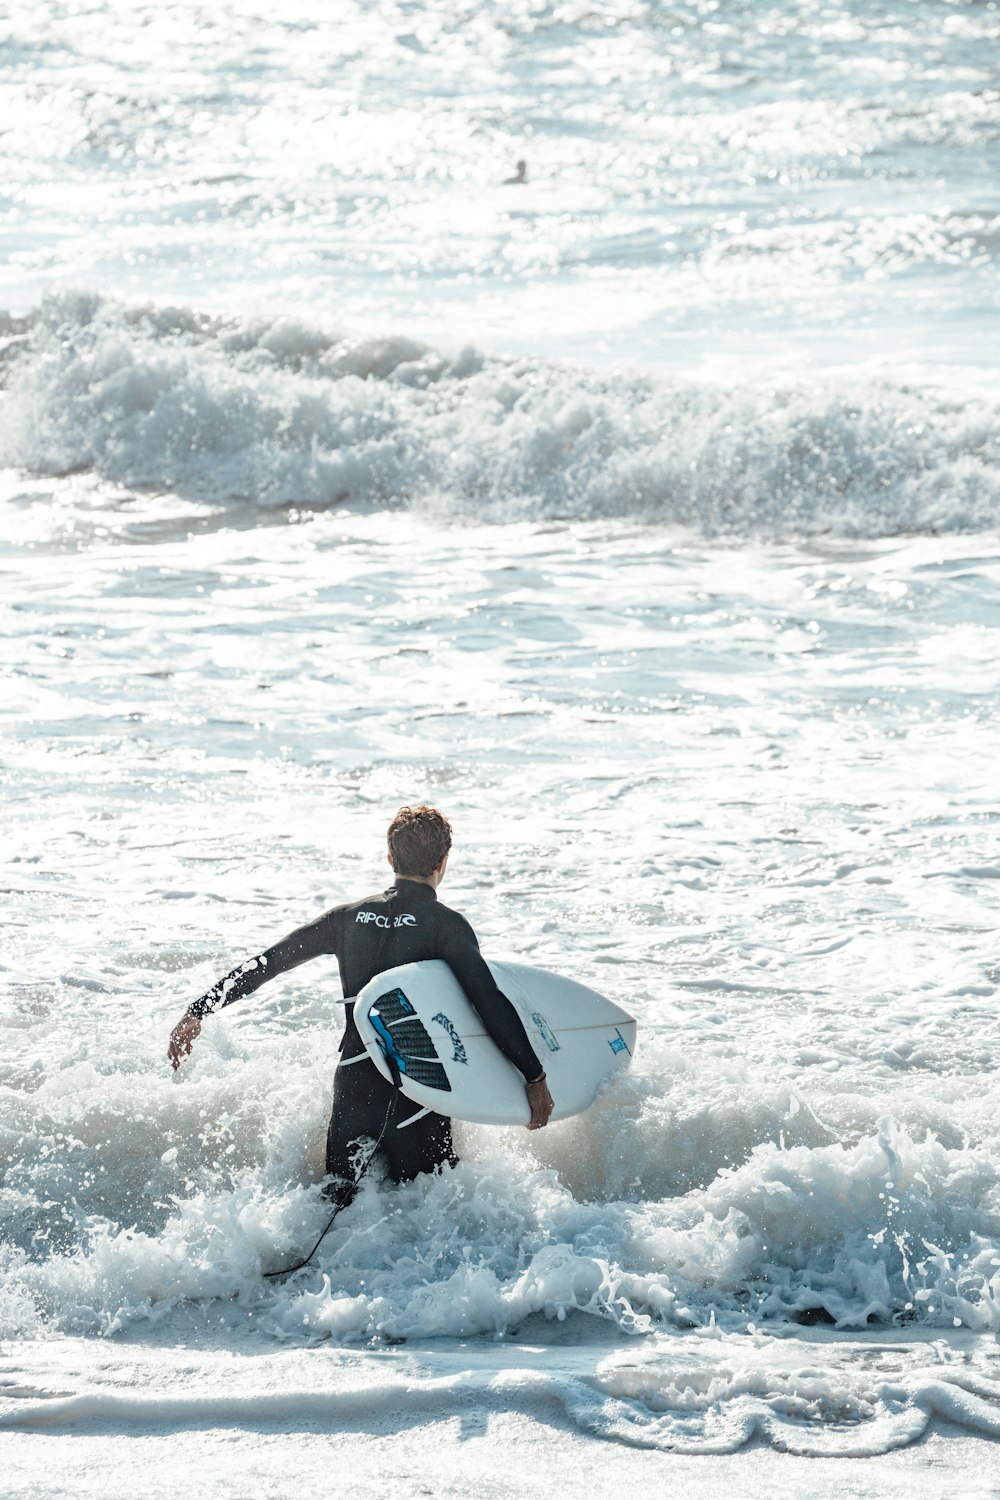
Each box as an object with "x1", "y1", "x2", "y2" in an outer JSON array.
[
  {"x1": 525, "y1": 1075, "x2": 553, "y2": 1130},
  {"x1": 168, "y1": 1013, "x2": 201, "y2": 1071}
]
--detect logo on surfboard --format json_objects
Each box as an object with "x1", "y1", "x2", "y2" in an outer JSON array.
[
  {"x1": 531, "y1": 1011, "x2": 560, "y2": 1053},
  {"x1": 431, "y1": 1012, "x2": 468, "y2": 1065}
]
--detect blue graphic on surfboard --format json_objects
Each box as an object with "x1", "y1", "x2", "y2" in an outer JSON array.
[{"x1": 354, "y1": 959, "x2": 637, "y2": 1126}]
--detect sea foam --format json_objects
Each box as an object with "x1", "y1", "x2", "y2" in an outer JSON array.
[
  {"x1": 3, "y1": 1025, "x2": 1000, "y2": 1347},
  {"x1": 2, "y1": 294, "x2": 996, "y2": 537}
]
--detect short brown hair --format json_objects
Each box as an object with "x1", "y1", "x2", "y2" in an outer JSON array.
[{"x1": 387, "y1": 805, "x2": 453, "y2": 878}]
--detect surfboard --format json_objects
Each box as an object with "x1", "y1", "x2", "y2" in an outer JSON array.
[{"x1": 353, "y1": 959, "x2": 636, "y2": 1126}]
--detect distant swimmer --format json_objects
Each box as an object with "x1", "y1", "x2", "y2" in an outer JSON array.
[
  {"x1": 168, "y1": 805, "x2": 553, "y2": 1214},
  {"x1": 504, "y1": 159, "x2": 528, "y2": 185}
]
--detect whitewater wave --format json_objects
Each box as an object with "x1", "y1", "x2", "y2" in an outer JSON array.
[
  {"x1": 1, "y1": 294, "x2": 996, "y2": 537},
  {"x1": 3, "y1": 1028, "x2": 1000, "y2": 1346}
]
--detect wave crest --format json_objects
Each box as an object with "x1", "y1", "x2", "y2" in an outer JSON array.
[{"x1": 2, "y1": 293, "x2": 997, "y2": 536}]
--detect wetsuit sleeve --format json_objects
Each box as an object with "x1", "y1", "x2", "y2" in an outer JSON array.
[
  {"x1": 187, "y1": 909, "x2": 342, "y2": 1019},
  {"x1": 440, "y1": 914, "x2": 543, "y2": 1082}
]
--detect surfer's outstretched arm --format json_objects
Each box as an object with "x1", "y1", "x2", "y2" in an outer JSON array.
[
  {"x1": 168, "y1": 909, "x2": 341, "y2": 1070},
  {"x1": 440, "y1": 915, "x2": 554, "y2": 1129}
]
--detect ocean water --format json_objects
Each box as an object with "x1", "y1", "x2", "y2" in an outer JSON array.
[{"x1": 2, "y1": 1, "x2": 1000, "y2": 1493}]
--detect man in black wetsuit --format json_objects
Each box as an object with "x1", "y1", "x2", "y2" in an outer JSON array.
[{"x1": 167, "y1": 805, "x2": 554, "y2": 1205}]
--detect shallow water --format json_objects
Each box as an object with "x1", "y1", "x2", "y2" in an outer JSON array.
[{"x1": 3, "y1": 494, "x2": 1000, "y2": 1461}]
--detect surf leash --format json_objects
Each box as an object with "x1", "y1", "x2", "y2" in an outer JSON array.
[{"x1": 262, "y1": 1095, "x2": 396, "y2": 1280}]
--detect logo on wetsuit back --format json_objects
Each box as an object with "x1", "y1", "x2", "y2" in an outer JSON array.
[
  {"x1": 356, "y1": 911, "x2": 418, "y2": 928},
  {"x1": 431, "y1": 1012, "x2": 467, "y2": 1065}
]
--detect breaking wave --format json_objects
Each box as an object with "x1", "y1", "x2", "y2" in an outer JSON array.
[
  {"x1": 3, "y1": 1030, "x2": 1000, "y2": 1349},
  {"x1": 2, "y1": 293, "x2": 997, "y2": 537}
]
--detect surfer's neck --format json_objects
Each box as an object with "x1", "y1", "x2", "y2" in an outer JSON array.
[{"x1": 388, "y1": 852, "x2": 449, "y2": 891}]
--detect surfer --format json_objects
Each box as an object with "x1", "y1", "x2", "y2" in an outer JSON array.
[
  {"x1": 503, "y1": 159, "x2": 527, "y2": 184},
  {"x1": 168, "y1": 805, "x2": 553, "y2": 1208}
]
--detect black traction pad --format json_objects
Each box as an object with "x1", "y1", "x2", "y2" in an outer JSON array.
[{"x1": 370, "y1": 988, "x2": 452, "y2": 1092}]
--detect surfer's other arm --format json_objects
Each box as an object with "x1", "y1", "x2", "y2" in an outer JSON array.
[{"x1": 167, "y1": 912, "x2": 338, "y2": 1071}]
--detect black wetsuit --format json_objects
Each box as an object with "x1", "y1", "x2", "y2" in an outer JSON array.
[{"x1": 188, "y1": 879, "x2": 542, "y2": 1200}]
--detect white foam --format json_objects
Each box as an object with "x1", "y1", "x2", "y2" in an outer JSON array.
[
  {"x1": 1, "y1": 295, "x2": 996, "y2": 537},
  {"x1": 4, "y1": 1025, "x2": 1000, "y2": 1355}
]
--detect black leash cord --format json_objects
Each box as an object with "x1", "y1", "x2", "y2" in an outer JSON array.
[{"x1": 263, "y1": 1095, "x2": 396, "y2": 1280}]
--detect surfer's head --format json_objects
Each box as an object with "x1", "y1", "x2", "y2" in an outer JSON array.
[{"x1": 387, "y1": 804, "x2": 453, "y2": 880}]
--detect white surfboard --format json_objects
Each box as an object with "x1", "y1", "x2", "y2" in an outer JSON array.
[{"x1": 353, "y1": 959, "x2": 636, "y2": 1126}]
